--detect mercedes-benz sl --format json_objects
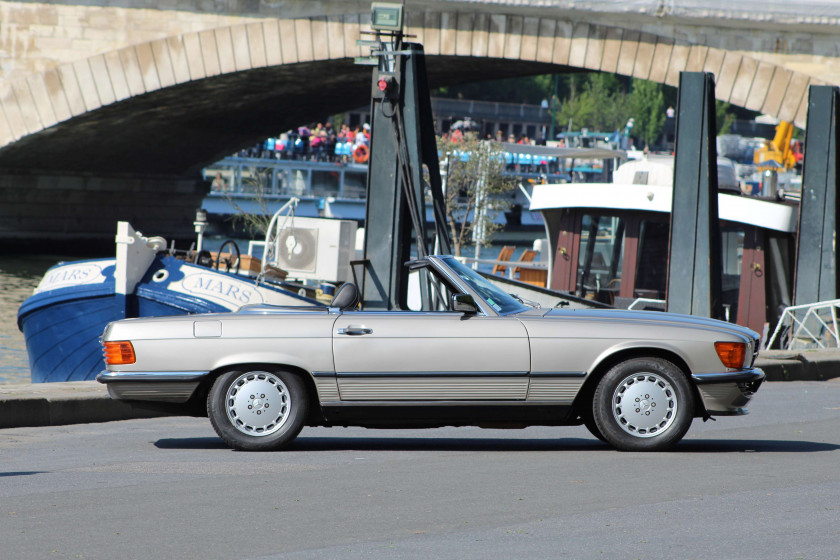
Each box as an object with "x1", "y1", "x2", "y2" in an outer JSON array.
[{"x1": 98, "y1": 255, "x2": 764, "y2": 452}]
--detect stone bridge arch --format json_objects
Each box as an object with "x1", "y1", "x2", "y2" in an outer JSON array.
[
  {"x1": 1, "y1": 9, "x2": 825, "y2": 248},
  {"x1": 0, "y1": 11, "x2": 818, "y2": 176}
]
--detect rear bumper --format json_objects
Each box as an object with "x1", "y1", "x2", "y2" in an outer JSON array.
[
  {"x1": 690, "y1": 368, "x2": 765, "y2": 415},
  {"x1": 96, "y1": 370, "x2": 209, "y2": 403}
]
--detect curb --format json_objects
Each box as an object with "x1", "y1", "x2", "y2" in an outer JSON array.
[
  {"x1": 0, "y1": 381, "x2": 165, "y2": 429},
  {"x1": 756, "y1": 350, "x2": 840, "y2": 382}
]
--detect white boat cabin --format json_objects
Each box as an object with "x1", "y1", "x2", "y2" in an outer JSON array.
[{"x1": 530, "y1": 156, "x2": 799, "y2": 335}]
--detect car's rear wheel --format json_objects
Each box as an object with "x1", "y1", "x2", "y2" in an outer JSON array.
[
  {"x1": 207, "y1": 368, "x2": 308, "y2": 451},
  {"x1": 592, "y1": 357, "x2": 694, "y2": 451},
  {"x1": 582, "y1": 413, "x2": 607, "y2": 443}
]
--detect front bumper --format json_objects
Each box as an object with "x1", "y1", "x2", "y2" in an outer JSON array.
[
  {"x1": 690, "y1": 368, "x2": 765, "y2": 415},
  {"x1": 96, "y1": 370, "x2": 209, "y2": 403}
]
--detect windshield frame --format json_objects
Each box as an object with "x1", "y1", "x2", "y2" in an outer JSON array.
[{"x1": 436, "y1": 256, "x2": 528, "y2": 316}]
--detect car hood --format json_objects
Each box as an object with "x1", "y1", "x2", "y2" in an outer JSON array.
[{"x1": 538, "y1": 307, "x2": 760, "y2": 340}]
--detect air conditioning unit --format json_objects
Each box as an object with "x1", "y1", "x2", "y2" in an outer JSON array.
[{"x1": 272, "y1": 217, "x2": 357, "y2": 283}]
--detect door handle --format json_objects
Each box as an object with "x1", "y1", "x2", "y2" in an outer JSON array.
[{"x1": 337, "y1": 327, "x2": 373, "y2": 336}]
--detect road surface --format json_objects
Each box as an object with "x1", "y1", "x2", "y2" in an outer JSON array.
[{"x1": 1, "y1": 381, "x2": 839, "y2": 559}]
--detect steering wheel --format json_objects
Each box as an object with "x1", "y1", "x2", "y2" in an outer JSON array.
[
  {"x1": 215, "y1": 240, "x2": 241, "y2": 275},
  {"x1": 195, "y1": 250, "x2": 214, "y2": 268}
]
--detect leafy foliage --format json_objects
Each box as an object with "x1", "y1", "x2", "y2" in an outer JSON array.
[
  {"x1": 556, "y1": 74, "x2": 630, "y2": 134},
  {"x1": 437, "y1": 134, "x2": 516, "y2": 256},
  {"x1": 716, "y1": 101, "x2": 736, "y2": 135},
  {"x1": 628, "y1": 79, "x2": 666, "y2": 149},
  {"x1": 224, "y1": 167, "x2": 276, "y2": 237},
  {"x1": 435, "y1": 72, "x2": 749, "y2": 149},
  {"x1": 435, "y1": 75, "x2": 555, "y2": 105}
]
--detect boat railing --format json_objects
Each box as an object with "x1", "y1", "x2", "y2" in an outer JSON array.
[
  {"x1": 765, "y1": 299, "x2": 840, "y2": 350},
  {"x1": 203, "y1": 155, "x2": 586, "y2": 203},
  {"x1": 205, "y1": 157, "x2": 369, "y2": 201},
  {"x1": 245, "y1": 197, "x2": 301, "y2": 279}
]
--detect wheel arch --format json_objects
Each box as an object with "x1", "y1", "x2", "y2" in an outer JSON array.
[
  {"x1": 198, "y1": 362, "x2": 325, "y2": 424},
  {"x1": 572, "y1": 347, "x2": 707, "y2": 418}
]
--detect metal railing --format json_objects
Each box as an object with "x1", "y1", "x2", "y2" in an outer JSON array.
[
  {"x1": 204, "y1": 157, "x2": 369, "y2": 200},
  {"x1": 765, "y1": 299, "x2": 840, "y2": 350},
  {"x1": 203, "y1": 154, "x2": 580, "y2": 203}
]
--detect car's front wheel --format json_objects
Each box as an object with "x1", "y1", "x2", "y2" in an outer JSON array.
[
  {"x1": 207, "y1": 368, "x2": 308, "y2": 451},
  {"x1": 592, "y1": 357, "x2": 694, "y2": 451}
]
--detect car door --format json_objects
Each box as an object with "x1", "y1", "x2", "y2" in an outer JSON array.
[{"x1": 332, "y1": 310, "x2": 530, "y2": 401}]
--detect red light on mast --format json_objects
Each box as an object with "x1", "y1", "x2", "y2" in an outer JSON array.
[{"x1": 377, "y1": 74, "x2": 397, "y2": 99}]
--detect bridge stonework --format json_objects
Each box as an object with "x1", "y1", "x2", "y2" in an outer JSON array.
[{"x1": 0, "y1": 1, "x2": 837, "y2": 247}]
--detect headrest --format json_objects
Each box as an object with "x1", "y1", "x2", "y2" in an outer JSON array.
[{"x1": 330, "y1": 283, "x2": 360, "y2": 311}]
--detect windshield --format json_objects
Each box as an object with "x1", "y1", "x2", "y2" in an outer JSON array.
[{"x1": 440, "y1": 256, "x2": 528, "y2": 315}]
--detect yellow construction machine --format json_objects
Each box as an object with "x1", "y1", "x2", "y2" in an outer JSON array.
[{"x1": 753, "y1": 121, "x2": 800, "y2": 171}]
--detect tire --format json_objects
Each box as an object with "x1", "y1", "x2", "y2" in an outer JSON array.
[
  {"x1": 207, "y1": 369, "x2": 308, "y2": 451},
  {"x1": 592, "y1": 357, "x2": 694, "y2": 452},
  {"x1": 582, "y1": 413, "x2": 607, "y2": 443}
]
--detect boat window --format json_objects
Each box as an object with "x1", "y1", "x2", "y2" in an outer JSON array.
[
  {"x1": 311, "y1": 170, "x2": 339, "y2": 197},
  {"x1": 576, "y1": 214, "x2": 625, "y2": 304},
  {"x1": 635, "y1": 220, "x2": 669, "y2": 300},
  {"x1": 343, "y1": 171, "x2": 366, "y2": 198},
  {"x1": 720, "y1": 226, "x2": 745, "y2": 322},
  {"x1": 632, "y1": 171, "x2": 649, "y2": 185}
]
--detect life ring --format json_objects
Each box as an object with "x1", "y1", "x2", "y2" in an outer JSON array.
[{"x1": 353, "y1": 144, "x2": 369, "y2": 163}]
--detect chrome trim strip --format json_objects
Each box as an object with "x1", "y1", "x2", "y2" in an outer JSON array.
[
  {"x1": 320, "y1": 400, "x2": 568, "y2": 407},
  {"x1": 529, "y1": 371, "x2": 587, "y2": 377},
  {"x1": 314, "y1": 377, "x2": 340, "y2": 401},
  {"x1": 526, "y1": 377, "x2": 584, "y2": 402},
  {"x1": 691, "y1": 368, "x2": 765, "y2": 384},
  {"x1": 97, "y1": 370, "x2": 210, "y2": 383},
  {"x1": 311, "y1": 371, "x2": 335, "y2": 378},
  {"x1": 336, "y1": 371, "x2": 529, "y2": 378}
]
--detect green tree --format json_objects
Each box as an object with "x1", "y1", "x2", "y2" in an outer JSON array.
[
  {"x1": 557, "y1": 75, "x2": 596, "y2": 132},
  {"x1": 628, "y1": 79, "x2": 666, "y2": 149},
  {"x1": 437, "y1": 134, "x2": 515, "y2": 256},
  {"x1": 716, "y1": 101, "x2": 736, "y2": 135},
  {"x1": 435, "y1": 75, "x2": 554, "y2": 104},
  {"x1": 555, "y1": 74, "x2": 630, "y2": 133}
]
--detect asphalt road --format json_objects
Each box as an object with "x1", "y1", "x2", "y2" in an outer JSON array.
[{"x1": 2, "y1": 381, "x2": 839, "y2": 560}]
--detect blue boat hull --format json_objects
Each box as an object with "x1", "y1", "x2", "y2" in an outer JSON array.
[{"x1": 18, "y1": 255, "x2": 318, "y2": 382}]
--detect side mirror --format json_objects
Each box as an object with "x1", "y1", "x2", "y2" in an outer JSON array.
[{"x1": 451, "y1": 293, "x2": 478, "y2": 314}]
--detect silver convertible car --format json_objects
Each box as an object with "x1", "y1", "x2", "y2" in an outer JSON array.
[{"x1": 98, "y1": 255, "x2": 764, "y2": 452}]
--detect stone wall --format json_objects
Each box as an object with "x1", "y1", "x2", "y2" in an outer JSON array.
[{"x1": 0, "y1": 1, "x2": 275, "y2": 82}]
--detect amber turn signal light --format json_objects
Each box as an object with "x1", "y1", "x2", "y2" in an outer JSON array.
[
  {"x1": 714, "y1": 341, "x2": 746, "y2": 369},
  {"x1": 103, "y1": 341, "x2": 136, "y2": 365}
]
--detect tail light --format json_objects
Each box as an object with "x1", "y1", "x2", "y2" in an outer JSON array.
[
  {"x1": 103, "y1": 341, "x2": 136, "y2": 365},
  {"x1": 715, "y1": 341, "x2": 746, "y2": 369}
]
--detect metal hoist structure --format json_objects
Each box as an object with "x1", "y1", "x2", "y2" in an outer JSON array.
[{"x1": 355, "y1": 3, "x2": 451, "y2": 310}]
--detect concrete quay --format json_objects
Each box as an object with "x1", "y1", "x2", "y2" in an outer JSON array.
[{"x1": 1, "y1": 349, "x2": 838, "y2": 430}]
